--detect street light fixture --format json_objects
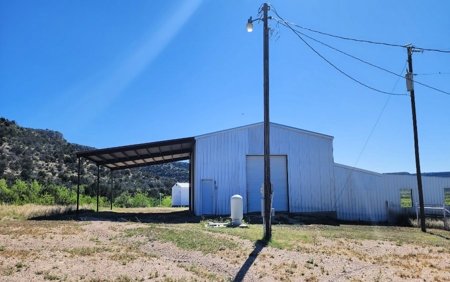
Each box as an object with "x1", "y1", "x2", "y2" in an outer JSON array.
[
  {"x1": 246, "y1": 17, "x2": 254, "y2": 32},
  {"x1": 247, "y1": 3, "x2": 272, "y2": 241}
]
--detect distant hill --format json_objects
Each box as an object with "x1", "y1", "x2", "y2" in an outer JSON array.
[
  {"x1": 384, "y1": 172, "x2": 450, "y2": 178},
  {"x1": 0, "y1": 117, "x2": 189, "y2": 197}
]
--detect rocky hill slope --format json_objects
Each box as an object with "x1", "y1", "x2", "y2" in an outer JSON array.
[{"x1": 0, "y1": 117, "x2": 188, "y2": 197}]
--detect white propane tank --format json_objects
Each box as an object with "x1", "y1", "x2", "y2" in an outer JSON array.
[{"x1": 230, "y1": 194, "x2": 243, "y2": 225}]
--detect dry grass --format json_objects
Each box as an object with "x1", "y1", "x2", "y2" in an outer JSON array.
[
  {"x1": 0, "y1": 203, "x2": 92, "y2": 220},
  {"x1": 409, "y1": 217, "x2": 450, "y2": 230},
  {"x1": 1, "y1": 209, "x2": 449, "y2": 281}
]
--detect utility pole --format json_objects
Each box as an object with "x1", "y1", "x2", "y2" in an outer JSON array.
[
  {"x1": 406, "y1": 45, "x2": 426, "y2": 232},
  {"x1": 262, "y1": 3, "x2": 272, "y2": 241},
  {"x1": 246, "y1": 3, "x2": 272, "y2": 240}
]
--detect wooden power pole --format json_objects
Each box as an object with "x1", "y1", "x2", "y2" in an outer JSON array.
[
  {"x1": 262, "y1": 2, "x2": 272, "y2": 241},
  {"x1": 246, "y1": 2, "x2": 272, "y2": 240},
  {"x1": 406, "y1": 45, "x2": 426, "y2": 232}
]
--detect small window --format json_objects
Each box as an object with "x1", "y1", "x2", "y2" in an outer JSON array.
[
  {"x1": 400, "y1": 189, "x2": 413, "y2": 208},
  {"x1": 444, "y1": 188, "x2": 450, "y2": 206}
]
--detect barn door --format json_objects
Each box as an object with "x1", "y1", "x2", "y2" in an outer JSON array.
[
  {"x1": 246, "y1": 155, "x2": 288, "y2": 212},
  {"x1": 201, "y1": 179, "x2": 214, "y2": 214}
]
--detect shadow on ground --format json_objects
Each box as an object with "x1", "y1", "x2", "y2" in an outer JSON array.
[
  {"x1": 30, "y1": 209, "x2": 202, "y2": 224},
  {"x1": 234, "y1": 240, "x2": 267, "y2": 281},
  {"x1": 29, "y1": 208, "x2": 342, "y2": 226}
]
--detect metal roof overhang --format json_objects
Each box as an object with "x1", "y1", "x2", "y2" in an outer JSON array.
[{"x1": 76, "y1": 137, "x2": 195, "y2": 171}]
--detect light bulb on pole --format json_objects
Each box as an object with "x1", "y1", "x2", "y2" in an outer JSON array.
[{"x1": 247, "y1": 17, "x2": 253, "y2": 32}]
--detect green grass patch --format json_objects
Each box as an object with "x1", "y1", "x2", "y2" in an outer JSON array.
[
  {"x1": 444, "y1": 188, "x2": 450, "y2": 206},
  {"x1": 43, "y1": 273, "x2": 60, "y2": 280},
  {"x1": 128, "y1": 220, "x2": 450, "y2": 254},
  {"x1": 400, "y1": 189, "x2": 413, "y2": 208},
  {"x1": 63, "y1": 246, "x2": 112, "y2": 256},
  {"x1": 128, "y1": 225, "x2": 239, "y2": 254},
  {"x1": 400, "y1": 198, "x2": 412, "y2": 208},
  {"x1": 178, "y1": 263, "x2": 221, "y2": 280},
  {"x1": 2, "y1": 267, "x2": 14, "y2": 276}
]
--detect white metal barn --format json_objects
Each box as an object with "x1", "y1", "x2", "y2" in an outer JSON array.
[
  {"x1": 191, "y1": 122, "x2": 450, "y2": 220},
  {"x1": 193, "y1": 123, "x2": 335, "y2": 216},
  {"x1": 171, "y1": 182, "x2": 189, "y2": 207},
  {"x1": 77, "y1": 122, "x2": 450, "y2": 222},
  {"x1": 334, "y1": 164, "x2": 450, "y2": 222}
]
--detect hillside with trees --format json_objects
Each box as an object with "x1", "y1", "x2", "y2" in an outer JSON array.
[{"x1": 0, "y1": 117, "x2": 189, "y2": 207}]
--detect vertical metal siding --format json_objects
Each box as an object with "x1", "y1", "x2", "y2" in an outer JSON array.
[
  {"x1": 270, "y1": 126, "x2": 335, "y2": 213},
  {"x1": 195, "y1": 128, "x2": 249, "y2": 215},
  {"x1": 335, "y1": 164, "x2": 450, "y2": 222},
  {"x1": 268, "y1": 125, "x2": 335, "y2": 213},
  {"x1": 194, "y1": 123, "x2": 335, "y2": 215}
]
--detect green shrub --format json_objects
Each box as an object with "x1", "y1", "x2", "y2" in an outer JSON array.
[
  {"x1": 38, "y1": 194, "x2": 55, "y2": 205},
  {"x1": 130, "y1": 193, "x2": 150, "y2": 208},
  {"x1": 113, "y1": 191, "x2": 132, "y2": 208},
  {"x1": 0, "y1": 179, "x2": 18, "y2": 204},
  {"x1": 10, "y1": 179, "x2": 30, "y2": 205},
  {"x1": 161, "y1": 196, "x2": 172, "y2": 207}
]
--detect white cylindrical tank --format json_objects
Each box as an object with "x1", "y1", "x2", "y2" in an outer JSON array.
[{"x1": 230, "y1": 194, "x2": 243, "y2": 225}]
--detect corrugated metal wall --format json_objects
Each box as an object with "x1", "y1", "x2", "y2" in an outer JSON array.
[
  {"x1": 194, "y1": 126, "x2": 249, "y2": 215},
  {"x1": 268, "y1": 126, "x2": 335, "y2": 213},
  {"x1": 194, "y1": 123, "x2": 335, "y2": 215},
  {"x1": 335, "y1": 164, "x2": 450, "y2": 222},
  {"x1": 193, "y1": 122, "x2": 450, "y2": 219},
  {"x1": 334, "y1": 164, "x2": 385, "y2": 221}
]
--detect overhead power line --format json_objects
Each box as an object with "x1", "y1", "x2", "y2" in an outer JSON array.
[
  {"x1": 285, "y1": 24, "x2": 450, "y2": 96},
  {"x1": 332, "y1": 63, "x2": 408, "y2": 209},
  {"x1": 415, "y1": 72, "x2": 450, "y2": 76},
  {"x1": 270, "y1": 6, "x2": 450, "y2": 96},
  {"x1": 417, "y1": 48, "x2": 450, "y2": 54},
  {"x1": 269, "y1": 5, "x2": 450, "y2": 54},
  {"x1": 272, "y1": 22, "x2": 407, "y2": 95}
]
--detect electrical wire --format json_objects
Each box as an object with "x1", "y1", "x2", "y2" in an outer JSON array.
[
  {"x1": 270, "y1": 5, "x2": 450, "y2": 53},
  {"x1": 332, "y1": 62, "x2": 408, "y2": 210},
  {"x1": 280, "y1": 22, "x2": 450, "y2": 96},
  {"x1": 272, "y1": 15, "x2": 408, "y2": 96},
  {"x1": 416, "y1": 48, "x2": 450, "y2": 54},
  {"x1": 270, "y1": 6, "x2": 450, "y2": 96},
  {"x1": 285, "y1": 24, "x2": 404, "y2": 79},
  {"x1": 415, "y1": 72, "x2": 450, "y2": 76}
]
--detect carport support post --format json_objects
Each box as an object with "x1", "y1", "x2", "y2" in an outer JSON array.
[
  {"x1": 97, "y1": 164, "x2": 100, "y2": 212},
  {"x1": 77, "y1": 157, "x2": 81, "y2": 216},
  {"x1": 188, "y1": 160, "x2": 192, "y2": 212},
  {"x1": 110, "y1": 172, "x2": 114, "y2": 210}
]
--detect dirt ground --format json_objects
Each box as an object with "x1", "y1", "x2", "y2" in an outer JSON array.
[{"x1": 0, "y1": 209, "x2": 449, "y2": 281}]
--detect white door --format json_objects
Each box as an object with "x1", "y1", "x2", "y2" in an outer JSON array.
[
  {"x1": 201, "y1": 179, "x2": 214, "y2": 214},
  {"x1": 246, "y1": 155, "x2": 288, "y2": 212},
  {"x1": 172, "y1": 189, "x2": 181, "y2": 206}
]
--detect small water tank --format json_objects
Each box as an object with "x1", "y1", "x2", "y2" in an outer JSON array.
[{"x1": 230, "y1": 194, "x2": 243, "y2": 225}]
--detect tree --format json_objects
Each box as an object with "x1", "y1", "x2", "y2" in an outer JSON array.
[
  {"x1": 0, "y1": 178, "x2": 17, "y2": 204},
  {"x1": 113, "y1": 191, "x2": 132, "y2": 208},
  {"x1": 130, "y1": 193, "x2": 150, "y2": 208},
  {"x1": 10, "y1": 179, "x2": 30, "y2": 204}
]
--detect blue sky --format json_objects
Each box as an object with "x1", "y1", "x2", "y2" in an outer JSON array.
[{"x1": 1, "y1": 0, "x2": 449, "y2": 174}]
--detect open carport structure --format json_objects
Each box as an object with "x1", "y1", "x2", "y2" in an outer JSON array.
[{"x1": 75, "y1": 137, "x2": 195, "y2": 215}]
